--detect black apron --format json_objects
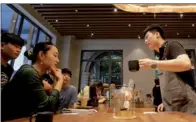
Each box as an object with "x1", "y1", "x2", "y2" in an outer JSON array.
[{"x1": 158, "y1": 44, "x2": 196, "y2": 114}]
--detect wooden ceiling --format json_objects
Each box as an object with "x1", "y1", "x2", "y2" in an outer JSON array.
[{"x1": 30, "y1": 4, "x2": 196, "y2": 39}]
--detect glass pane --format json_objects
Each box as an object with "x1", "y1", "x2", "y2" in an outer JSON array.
[
  {"x1": 111, "y1": 51, "x2": 122, "y2": 60},
  {"x1": 82, "y1": 51, "x2": 109, "y2": 60},
  {"x1": 79, "y1": 61, "x2": 109, "y2": 90},
  {"x1": 111, "y1": 61, "x2": 122, "y2": 86},
  {"x1": 13, "y1": 19, "x2": 31, "y2": 71},
  {"x1": 38, "y1": 31, "x2": 46, "y2": 42},
  {"x1": 80, "y1": 61, "x2": 91, "y2": 90},
  {"x1": 1, "y1": 4, "x2": 15, "y2": 32},
  {"x1": 98, "y1": 61, "x2": 109, "y2": 83},
  {"x1": 13, "y1": 46, "x2": 26, "y2": 71},
  {"x1": 20, "y1": 19, "x2": 31, "y2": 41},
  {"x1": 32, "y1": 27, "x2": 38, "y2": 46},
  {"x1": 82, "y1": 52, "x2": 96, "y2": 60},
  {"x1": 95, "y1": 52, "x2": 110, "y2": 60},
  {"x1": 45, "y1": 35, "x2": 50, "y2": 42},
  {"x1": 14, "y1": 15, "x2": 21, "y2": 34},
  {"x1": 80, "y1": 50, "x2": 123, "y2": 91},
  {"x1": 111, "y1": 55, "x2": 122, "y2": 60}
]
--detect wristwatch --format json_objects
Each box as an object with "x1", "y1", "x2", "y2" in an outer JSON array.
[{"x1": 151, "y1": 62, "x2": 157, "y2": 69}]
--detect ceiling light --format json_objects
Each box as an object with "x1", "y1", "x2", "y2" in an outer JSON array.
[
  {"x1": 87, "y1": 24, "x2": 89, "y2": 27},
  {"x1": 188, "y1": 35, "x2": 190, "y2": 37},
  {"x1": 128, "y1": 24, "x2": 131, "y2": 27},
  {"x1": 138, "y1": 35, "x2": 141, "y2": 39},
  {"x1": 55, "y1": 19, "x2": 58, "y2": 22},
  {"x1": 165, "y1": 24, "x2": 167, "y2": 27},
  {"x1": 177, "y1": 33, "x2": 179, "y2": 35},
  {"x1": 13, "y1": 20, "x2": 16, "y2": 23},
  {"x1": 91, "y1": 33, "x2": 94, "y2": 36},
  {"x1": 180, "y1": 13, "x2": 183, "y2": 18},
  {"x1": 154, "y1": 13, "x2": 156, "y2": 18},
  {"x1": 192, "y1": 24, "x2": 195, "y2": 27},
  {"x1": 114, "y1": 4, "x2": 196, "y2": 13},
  {"x1": 143, "y1": 13, "x2": 146, "y2": 15},
  {"x1": 114, "y1": 8, "x2": 118, "y2": 12},
  {"x1": 75, "y1": 10, "x2": 78, "y2": 12}
]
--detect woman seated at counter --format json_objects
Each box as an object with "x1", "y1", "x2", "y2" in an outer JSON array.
[{"x1": 2, "y1": 42, "x2": 64, "y2": 121}]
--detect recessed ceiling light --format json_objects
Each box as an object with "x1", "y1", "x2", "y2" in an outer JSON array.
[
  {"x1": 40, "y1": 4, "x2": 43, "y2": 5},
  {"x1": 75, "y1": 10, "x2": 78, "y2": 12},
  {"x1": 55, "y1": 19, "x2": 58, "y2": 22},
  {"x1": 165, "y1": 24, "x2": 167, "y2": 27},
  {"x1": 180, "y1": 13, "x2": 183, "y2": 18},
  {"x1": 154, "y1": 13, "x2": 156, "y2": 18},
  {"x1": 138, "y1": 35, "x2": 141, "y2": 39},
  {"x1": 87, "y1": 24, "x2": 89, "y2": 27},
  {"x1": 177, "y1": 33, "x2": 179, "y2": 35},
  {"x1": 13, "y1": 20, "x2": 16, "y2": 23},
  {"x1": 143, "y1": 13, "x2": 146, "y2": 15},
  {"x1": 114, "y1": 8, "x2": 118, "y2": 12},
  {"x1": 188, "y1": 35, "x2": 190, "y2": 37},
  {"x1": 192, "y1": 24, "x2": 195, "y2": 27},
  {"x1": 91, "y1": 33, "x2": 94, "y2": 36},
  {"x1": 128, "y1": 24, "x2": 131, "y2": 27}
]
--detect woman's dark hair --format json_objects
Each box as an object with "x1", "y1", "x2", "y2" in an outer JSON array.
[
  {"x1": 91, "y1": 81, "x2": 103, "y2": 89},
  {"x1": 24, "y1": 42, "x2": 54, "y2": 64}
]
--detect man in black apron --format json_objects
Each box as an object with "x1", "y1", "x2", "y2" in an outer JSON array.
[{"x1": 139, "y1": 24, "x2": 196, "y2": 114}]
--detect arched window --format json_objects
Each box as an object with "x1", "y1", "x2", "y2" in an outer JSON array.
[{"x1": 79, "y1": 50, "x2": 123, "y2": 91}]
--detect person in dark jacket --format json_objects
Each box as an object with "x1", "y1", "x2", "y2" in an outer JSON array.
[{"x1": 1, "y1": 32, "x2": 25, "y2": 90}]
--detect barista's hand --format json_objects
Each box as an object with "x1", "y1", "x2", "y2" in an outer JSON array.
[
  {"x1": 139, "y1": 58, "x2": 155, "y2": 69},
  {"x1": 157, "y1": 103, "x2": 164, "y2": 112}
]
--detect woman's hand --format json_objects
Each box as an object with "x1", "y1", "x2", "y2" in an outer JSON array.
[
  {"x1": 43, "y1": 80, "x2": 53, "y2": 93},
  {"x1": 51, "y1": 67, "x2": 63, "y2": 81}
]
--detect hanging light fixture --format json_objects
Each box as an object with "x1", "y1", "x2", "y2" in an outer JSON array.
[{"x1": 113, "y1": 4, "x2": 196, "y2": 13}]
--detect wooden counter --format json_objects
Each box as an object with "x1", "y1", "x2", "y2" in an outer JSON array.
[{"x1": 6, "y1": 107, "x2": 196, "y2": 122}]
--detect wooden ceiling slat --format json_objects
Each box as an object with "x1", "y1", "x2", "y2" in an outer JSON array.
[
  {"x1": 59, "y1": 32, "x2": 195, "y2": 34},
  {"x1": 57, "y1": 28, "x2": 195, "y2": 31},
  {"x1": 52, "y1": 23, "x2": 194, "y2": 26},
  {"x1": 43, "y1": 14, "x2": 196, "y2": 19},
  {"x1": 55, "y1": 26, "x2": 195, "y2": 29},
  {"x1": 46, "y1": 18, "x2": 196, "y2": 22},
  {"x1": 39, "y1": 11, "x2": 196, "y2": 15},
  {"x1": 61, "y1": 35, "x2": 195, "y2": 38},
  {"x1": 31, "y1": 4, "x2": 112, "y2": 8},
  {"x1": 36, "y1": 8, "x2": 121, "y2": 12},
  {"x1": 48, "y1": 21, "x2": 196, "y2": 24}
]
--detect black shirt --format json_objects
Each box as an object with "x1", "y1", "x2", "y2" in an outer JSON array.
[
  {"x1": 157, "y1": 41, "x2": 195, "y2": 89},
  {"x1": 1, "y1": 64, "x2": 59, "y2": 121},
  {"x1": 1, "y1": 63, "x2": 14, "y2": 89}
]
